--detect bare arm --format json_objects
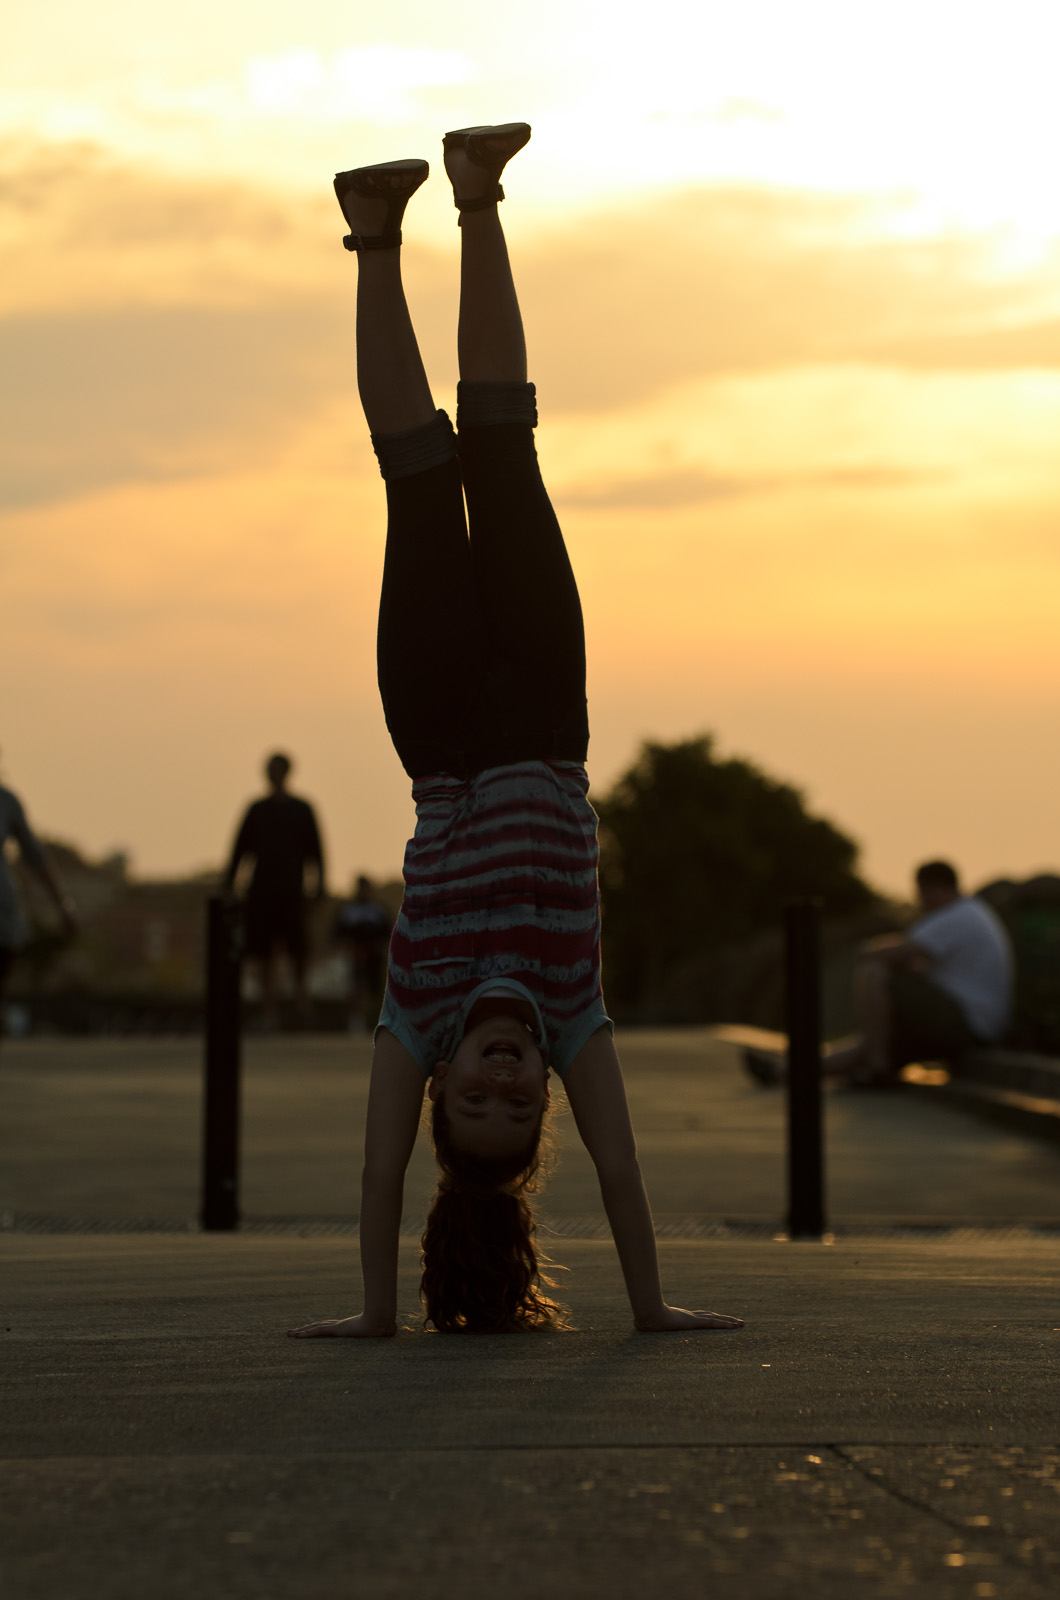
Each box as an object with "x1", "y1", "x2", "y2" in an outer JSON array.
[
  {"x1": 862, "y1": 932, "x2": 930, "y2": 970},
  {"x1": 34, "y1": 860, "x2": 78, "y2": 936},
  {"x1": 303, "y1": 804, "x2": 326, "y2": 900},
  {"x1": 563, "y1": 1027, "x2": 742, "y2": 1333},
  {"x1": 288, "y1": 1029, "x2": 425, "y2": 1337},
  {"x1": 10, "y1": 803, "x2": 77, "y2": 935},
  {"x1": 223, "y1": 808, "x2": 254, "y2": 894}
]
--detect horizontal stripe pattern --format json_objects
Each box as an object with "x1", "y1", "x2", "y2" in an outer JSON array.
[{"x1": 381, "y1": 760, "x2": 607, "y2": 1075}]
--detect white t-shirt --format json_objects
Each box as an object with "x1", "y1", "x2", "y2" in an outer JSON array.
[{"x1": 909, "y1": 896, "x2": 1013, "y2": 1041}]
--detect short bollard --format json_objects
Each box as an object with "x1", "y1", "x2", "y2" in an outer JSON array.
[
  {"x1": 785, "y1": 898, "x2": 826, "y2": 1239},
  {"x1": 201, "y1": 894, "x2": 243, "y2": 1231}
]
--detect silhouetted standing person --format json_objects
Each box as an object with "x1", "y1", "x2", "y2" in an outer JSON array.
[
  {"x1": 225, "y1": 752, "x2": 325, "y2": 1028},
  {"x1": 0, "y1": 752, "x2": 78, "y2": 1050},
  {"x1": 333, "y1": 875, "x2": 391, "y2": 1032}
]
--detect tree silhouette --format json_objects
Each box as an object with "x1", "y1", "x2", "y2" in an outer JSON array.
[{"x1": 595, "y1": 736, "x2": 874, "y2": 1012}]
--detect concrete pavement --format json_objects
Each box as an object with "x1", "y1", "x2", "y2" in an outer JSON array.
[
  {"x1": 4, "y1": 1030, "x2": 1060, "y2": 1228},
  {"x1": 2, "y1": 1031, "x2": 1059, "y2": 1597}
]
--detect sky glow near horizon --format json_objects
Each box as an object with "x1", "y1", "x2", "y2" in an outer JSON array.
[{"x1": 2, "y1": 0, "x2": 1059, "y2": 895}]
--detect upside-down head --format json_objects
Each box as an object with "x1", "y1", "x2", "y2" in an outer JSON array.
[{"x1": 422, "y1": 1009, "x2": 567, "y2": 1333}]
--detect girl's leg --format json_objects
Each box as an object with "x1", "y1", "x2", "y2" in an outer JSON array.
[
  {"x1": 455, "y1": 207, "x2": 527, "y2": 385},
  {"x1": 450, "y1": 189, "x2": 589, "y2": 767},
  {"x1": 340, "y1": 173, "x2": 436, "y2": 437},
  {"x1": 377, "y1": 452, "x2": 479, "y2": 781},
  {"x1": 341, "y1": 182, "x2": 479, "y2": 778}
]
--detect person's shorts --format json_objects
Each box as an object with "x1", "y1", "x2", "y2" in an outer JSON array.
[
  {"x1": 0, "y1": 945, "x2": 14, "y2": 992},
  {"x1": 889, "y1": 967, "x2": 978, "y2": 1064},
  {"x1": 243, "y1": 899, "x2": 307, "y2": 961}
]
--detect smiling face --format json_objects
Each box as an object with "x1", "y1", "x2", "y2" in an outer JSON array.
[{"x1": 429, "y1": 1011, "x2": 550, "y2": 1161}]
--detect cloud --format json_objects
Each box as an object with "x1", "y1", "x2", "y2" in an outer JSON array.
[
  {"x1": 557, "y1": 469, "x2": 759, "y2": 510},
  {"x1": 0, "y1": 138, "x2": 340, "y2": 315},
  {"x1": 714, "y1": 98, "x2": 786, "y2": 125},
  {"x1": 4, "y1": 141, "x2": 1060, "y2": 511},
  {"x1": 0, "y1": 300, "x2": 362, "y2": 508},
  {"x1": 241, "y1": 46, "x2": 474, "y2": 123},
  {"x1": 876, "y1": 321, "x2": 1060, "y2": 372},
  {"x1": 0, "y1": 141, "x2": 454, "y2": 508},
  {"x1": 555, "y1": 464, "x2": 940, "y2": 511},
  {"x1": 520, "y1": 189, "x2": 1060, "y2": 411}
]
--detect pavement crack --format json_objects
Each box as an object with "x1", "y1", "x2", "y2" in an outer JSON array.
[{"x1": 827, "y1": 1443, "x2": 1049, "y2": 1583}]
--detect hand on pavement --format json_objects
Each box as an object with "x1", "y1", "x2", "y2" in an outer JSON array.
[
  {"x1": 635, "y1": 1305, "x2": 745, "y2": 1333},
  {"x1": 287, "y1": 1314, "x2": 397, "y2": 1339}
]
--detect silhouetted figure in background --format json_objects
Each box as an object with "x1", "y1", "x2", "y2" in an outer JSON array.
[
  {"x1": 225, "y1": 752, "x2": 325, "y2": 1028},
  {"x1": 0, "y1": 753, "x2": 78, "y2": 1048},
  {"x1": 333, "y1": 875, "x2": 391, "y2": 1032},
  {"x1": 746, "y1": 859, "x2": 1014, "y2": 1087}
]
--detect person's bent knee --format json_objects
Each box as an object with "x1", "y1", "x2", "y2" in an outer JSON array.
[{"x1": 372, "y1": 411, "x2": 457, "y2": 480}]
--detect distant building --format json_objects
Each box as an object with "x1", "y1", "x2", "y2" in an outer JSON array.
[{"x1": 6, "y1": 840, "x2": 402, "y2": 1032}]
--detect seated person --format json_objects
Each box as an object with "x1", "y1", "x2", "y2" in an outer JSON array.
[{"x1": 747, "y1": 859, "x2": 1014, "y2": 1087}]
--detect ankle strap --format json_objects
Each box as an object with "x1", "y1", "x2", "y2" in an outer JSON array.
[
  {"x1": 453, "y1": 184, "x2": 505, "y2": 215},
  {"x1": 343, "y1": 231, "x2": 403, "y2": 252}
]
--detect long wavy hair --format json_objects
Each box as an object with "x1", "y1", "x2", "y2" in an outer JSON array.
[{"x1": 421, "y1": 1095, "x2": 567, "y2": 1333}]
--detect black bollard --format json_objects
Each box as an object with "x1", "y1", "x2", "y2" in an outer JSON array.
[
  {"x1": 784, "y1": 898, "x2": 826, "y2": 1239},
  {"x1": 201, "y1": 894, "x2": 243, "y2": 1231}
]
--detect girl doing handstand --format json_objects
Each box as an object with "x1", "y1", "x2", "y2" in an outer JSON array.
[{"x1": 290, "y1": 125, "x2": 743, "y2": 1338}]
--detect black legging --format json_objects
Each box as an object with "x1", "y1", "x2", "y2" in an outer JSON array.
[{"x1": 377, "y1": 421, "x2": 589, "y2": 780}]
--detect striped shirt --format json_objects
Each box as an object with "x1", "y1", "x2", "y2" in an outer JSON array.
[{"x1": 378, "y1": 760, "x2": 611, "y2": 1077}]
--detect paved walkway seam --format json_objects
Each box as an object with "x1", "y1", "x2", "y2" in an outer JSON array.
[{"x1": 5, "y1": 1211, "x2": 1060, "y2": 1238}]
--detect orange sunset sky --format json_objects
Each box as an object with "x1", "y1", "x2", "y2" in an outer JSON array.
[{"x1": 2, "y1": 0, "x2": 1059, "y2": 896}]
